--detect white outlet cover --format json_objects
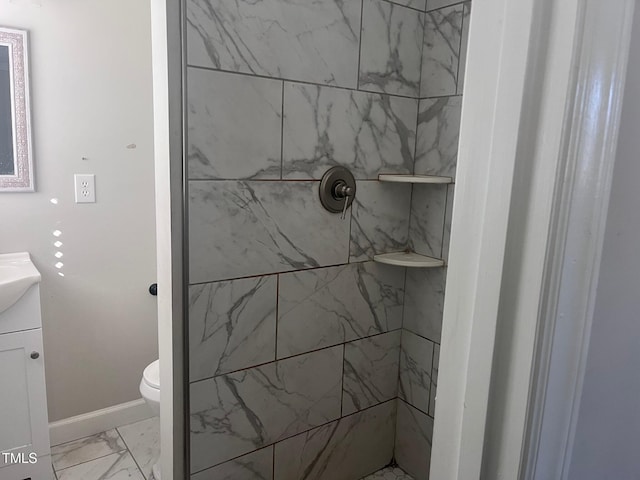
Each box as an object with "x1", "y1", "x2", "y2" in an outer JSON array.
[{"x1": 74, "y1": 174, "x2": 96, "y2": 203}]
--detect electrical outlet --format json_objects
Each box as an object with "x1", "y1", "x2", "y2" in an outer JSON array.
[{"x1": 74, "y1": 174, "x2": 96, "y2": 203}]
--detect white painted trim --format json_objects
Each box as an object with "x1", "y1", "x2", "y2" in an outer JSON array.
[
  {"x1": 151, "y1": 0, "x2": 186, "y2": 478},
  {"x1": 48, "y1": 399, "x2": 154, "y2": 446},
  {"x1": 430, "y1": 0, "x2": 538, "y2": 477},
  {"x1": 478, "y1": 0, "x2": 583, "y2": 477},
  {"x1": 431, "y1": 0, "x2": 634, "y2": 478},
  {"x1": 522, "y1": 2, "x2": 635, "y2": 478}
]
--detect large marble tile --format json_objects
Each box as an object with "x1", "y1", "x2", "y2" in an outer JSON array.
[
  {"x1": 350, "y1": 181, "x2": 412, "y2": 262},
  {"x1": 274, "y1": 400, "x2": 396, "y2": 480},
  {"x1": 190, "y1": 346, "x2": 343, "y2": 471},
  {"x1": 191, "y1": 447, "x2": 273, "y2": 480},
  {"x1": 51, "y1": 430, "x2": 126, "y2": 471},
  {"x1": 117, "y1": 417, "x2": 160, "y2": 480},
  {"x1": 189, "y1": 276, "x2": 277, "y2": 381},
  {"x1": 282, "y1": 83, "x2": 417, "y2": 179},
  {"x1": 186, "y1": 0, "x2": 361, "y2": 88},
  {"x1": 426, "y1": 0, "x2": 464, "y2": 12},
  {"x1": 414, "y1": 96, "x2": 462, "y2": 178},
  {"x1": 403, "y1": 268, "x2": 446, "y2": 343},
  {"x1": 398, "y1": 330, "x2": 433, "y2": 413},
  {"x1": 359, "y1": 0, "x2": 424, "y2": 97},
  {"x1": 343, "y1": 331, "x2": 401, "y2": 414},
  {"x1": 409, "y1": 183, "x2": 447, "y2": 258},
  {"x1": 421, "y1": 5, "x2": 463, "y2": 97},
  {"x1": 395, "y1": 400, "x2": 433, "y2": 480},
  {"x1": 457, "y1": 3, "x2": 471, "y2": 94},
  {"x1": 56, "y1": 451, "x2": 144, "y2": 480},
  {"x1": 430, "y1": 343, "x2": 440, "y2": 416},
  {"x1": 187, "y1": 68, "x2": 282, "y2": 180},
  {"x1": 189, "y1": 181, "x2": 350, "y2": 283},
  {"x1": 363, "y1": 466, "x2": 415, "y2": 479},
  {"x1": 277, "y1": 262, "x2": 404, "y2": 358},
  {"x1": 442, "y1": 185, "x2": 455, "y2": 261}
]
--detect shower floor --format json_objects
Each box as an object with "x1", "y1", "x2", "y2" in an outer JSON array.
[{"x1": 362, "y1": 466, "x2": 415, "y2": 479}]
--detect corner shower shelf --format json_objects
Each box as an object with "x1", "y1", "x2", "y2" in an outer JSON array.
[
  {"x1": 373, "y1": 251, "x2": 445, "y2": 268},
  {"x1": 378, "y1": 174, "x2": 453, "y2": 184}
]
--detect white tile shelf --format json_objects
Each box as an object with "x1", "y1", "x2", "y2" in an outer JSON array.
[
  {"x1": 373, "y1": 251, "x2": 445, "y2": 268},
  {"x1": 377, "y1": 174, "x2": 453, "y2": 184}
]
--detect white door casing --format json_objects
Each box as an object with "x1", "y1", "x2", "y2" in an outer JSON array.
[{"x1": 431, "y1": 0, "x2": 635, "y2": 479}]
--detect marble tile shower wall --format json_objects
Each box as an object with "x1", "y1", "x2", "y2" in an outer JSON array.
[
  {"x1": 396, "y1": 1, "x2": 470, "y2": 480},
  {"x1": 185, "y1": 0, "x2": 470, "y2": 478},
  {"x1": 187, "y1": 0, "x2": 412, "y2": 479}
]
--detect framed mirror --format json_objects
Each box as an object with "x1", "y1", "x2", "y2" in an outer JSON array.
[{"x1": 0, "y1": 27, "x2": 33, "y2": 192}]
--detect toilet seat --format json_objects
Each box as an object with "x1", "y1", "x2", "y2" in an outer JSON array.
[
  {"x1": 143, "y1": 359, "x2": 160, "y2": 389},
  {"x1": 139, "y1": 359, "x2": 161, "y2": 479},
  {"x1": 140, "y1": 359, "x2": 160, "y2": 409}
]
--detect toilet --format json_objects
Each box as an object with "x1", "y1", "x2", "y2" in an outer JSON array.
[{"x1": 140, "y1": 359, "x2": 161, "y2": 479}]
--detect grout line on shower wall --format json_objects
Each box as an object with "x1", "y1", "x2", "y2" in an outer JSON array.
[
  {"x1": 184, "y1": 66, "x2": 422, "y2": 102},
  {"x1": 455, "y1": 2, "x2": 466, "y2": 92},
  {"x1": 272, "y1": 443, "x2": 276, "y2": 479},
  {"x1": 356, "y1": 0, "x2": 365, "y2": 91},
  {"x1": 340, "y1": 343, "x2": 346, "y2": 417},
  {"x1": 402, "y1": 326, "x2": 440, "y2": 346},
  {"x1": 427, "y1": 339, "x2": 437, "y2": 415},
  {"x1": 397, "y1": 396, "x2": 433, "y2": 420},
  {"x1": 280, "y1": 81, "x2": 285, "y2": 180},
  {"x1": 438, "y1": 185, "x2": 450, "y2": 259},
  {"x1": 274, "y1": 275, "x2": 280, "y2": 361},
  {"x1": 190, "y1": 328, "x2": 404, "y2": 386},
  {"x1": 187, "y1": 255, "x2": 386, "y2": 287},
  {"x1": 425, "y1": 0, "x2": 468, "y2": 13},
  {"x1": 401, "y1": 267, "x2": 408, "y2": 330},
  {"x1": 381, "y1": 0, "x2": 428, "y2": 15},
  {"x1": 189, "y1": 398, "x2": 399, "y2": 476}
]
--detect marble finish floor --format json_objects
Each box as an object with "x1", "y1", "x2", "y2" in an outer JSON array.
[
  {"x1": 50, "y1": 417, "x2": 412, "y2": 480},
  {"x1": 51, "y1": 417, "x2": 159, "y2": 480}
]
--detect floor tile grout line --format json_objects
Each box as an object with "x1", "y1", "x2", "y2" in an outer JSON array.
[
  {"x1": 53, "y1": 449, "x2": 129, "y2": 475},
  {"x1": 115, "y1": 427, "x2": 148, "y2": 480},
  {"x1": 50, "y1": 429, "x2": 123, "y2": 449}
]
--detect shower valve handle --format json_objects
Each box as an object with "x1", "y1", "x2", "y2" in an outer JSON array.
[
  {"x1": 333, "y1": 181, "x2": 353, "y2": 220},
  {"x1": 319, "y1": 166, "x2": 356, "y2": 219}
]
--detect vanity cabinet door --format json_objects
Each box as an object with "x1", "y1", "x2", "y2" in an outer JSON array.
[{"x1": 0, "y1": 329, "x2": 50, "y2": 473}]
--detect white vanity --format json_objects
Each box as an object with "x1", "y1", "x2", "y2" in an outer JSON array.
[{"x1": 0, "y1": 253, "x2": 51, "y2": 480}]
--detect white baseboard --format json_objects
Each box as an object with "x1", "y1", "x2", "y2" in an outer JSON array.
[{"x1": 49, "y1": 398, "x2": 155, "y2": 446}]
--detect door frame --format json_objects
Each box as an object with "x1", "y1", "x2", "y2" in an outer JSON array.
[
  {"x1": 150, "y1": 0, "x2": 187, "y2": 478},
  {"x1": 431, "y1": 0, "x2": 635, "y2": 479}
]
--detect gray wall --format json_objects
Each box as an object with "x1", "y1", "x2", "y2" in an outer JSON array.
[
  {"x1": 184, "y1": 0, "x2": 469, "y2": 478},
  {"x1": 0, "y1": 0, "x2": 157, "y2": 422},
  {"x1": 568, "y1": 4, "x2": 640, "y2": 479}
]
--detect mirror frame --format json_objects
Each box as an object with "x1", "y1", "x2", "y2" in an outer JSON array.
[{"x1": 0, "y1": 27, "x2": 34, "y2": 192}]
